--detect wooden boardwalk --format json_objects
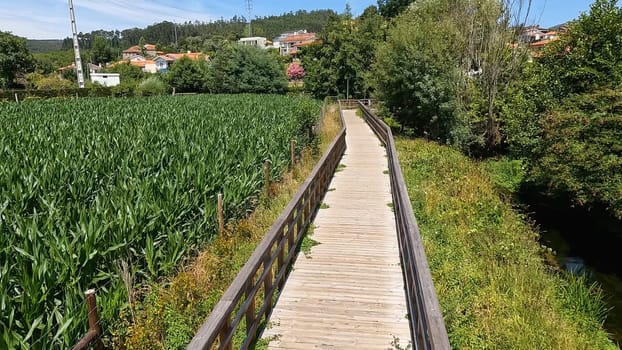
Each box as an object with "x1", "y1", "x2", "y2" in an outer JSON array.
[{"x1": 262, "y1": 110, "x2": 410, "y2": 349}]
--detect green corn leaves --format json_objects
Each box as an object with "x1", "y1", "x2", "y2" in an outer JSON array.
[{"x1": 0, "y1": 94, "x2": 320, "y2": 349}]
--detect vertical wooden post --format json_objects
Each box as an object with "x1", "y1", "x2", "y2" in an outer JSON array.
[
  {"x1": 245, "y1": 279, "x2": 256, "y2": 341},
  {"x1": 263, "y1": 256, "x2": 273, "y2": 315},
  {"x1": 264, "y1": 159, "x2": 271, "y2": 195},
  {"x1": 220, "y1": 317, "x2": 233, "y2": 350},
  {"x1": 218, "y1": 193, "x2": 224, "y2": 235},
  {"x1": 290, "y1": 140, "x2": 295, "y2": 168},
  {"x1": 86, "y1": 289, "x2": 104, "y2": 350},
  {"x1": 14, "y1": 93, "x2": 18, "y2": 103}
]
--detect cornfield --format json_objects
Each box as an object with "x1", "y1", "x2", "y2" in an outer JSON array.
[{"x1": 0, "y1": 94, "x2": 320, "y2": 349}]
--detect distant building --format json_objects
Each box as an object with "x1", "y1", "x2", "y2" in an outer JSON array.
[
  {"x1": 239, "y1": 37, "x2": 268, "y2": 48},
  {"x1": 116, "y1": 51, "x2": 208, "y2": 74},
  {"x1": 90, "y1": 73, "x2": 120, "y2": 87},
  {"x1": 273, "y1": 30, "x2": 309, "y2": 50},
  {"x1": 279, "y1": 32, "x2": 318, "y2": 56},
  {"x1": 122, "y1": 44, "x2": 162, "y2": 59}
]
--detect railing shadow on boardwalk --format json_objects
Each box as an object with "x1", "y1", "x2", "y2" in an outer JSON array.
[{"x1": 186, "y1": 99, "x2": 450, "y2": 350}]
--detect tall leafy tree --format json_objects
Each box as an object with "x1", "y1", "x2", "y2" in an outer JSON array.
[
  {"x1": 377, "y1": 0, "x2": 416, "y2": 18},
  {"x1": 539, "y1": 0, "x2": 622, "y2": 95},
  {"x1": 207, "y1": 44, "x2": 287, "y2": 94},
  {"x1": 0, "y1": 31, "x2": 34, "y2": 88},
  {"x1": 167, "y1": 56, "x2": 208, "y2": 93},
  {"x1": 90, "y1": 35, "x2": 114, "y2": 65},
  {"x1": 302, "y1": 6, "x2": 384, "y2": 99}
]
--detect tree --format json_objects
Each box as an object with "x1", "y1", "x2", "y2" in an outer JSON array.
[
  {"x1": 287, "y1": 62, "x2": 305, "y2": 81},
  {"x1": 91, "y1": 35, "x2": 114, "y2": 65},
  {"x1": 302, "y1": 6, "x2": 382, "y2": 99},
  {"x1": 377, "y1": 0, "x2": 416, "y2": 18},
  {"x1": 167, "y1": 56, "x2": 207, "y2": 93},
  {"x1": 0, "y1": 31, "x2": 34, "y2": 88},
  {"x1": 539, "y1": 0, "x2": 622, "y2": 95},
  {"x1": 206, "y1": 44, "x2": 287, "y2": 94},
  {"x1": 371, "y1": 2, "x2": 464, "y2": 143},
  {"x1": 105, "y1": 61, "x2": 145, "y2": 82}
]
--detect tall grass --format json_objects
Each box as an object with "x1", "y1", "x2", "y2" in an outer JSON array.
[{"x1": 396, "y1": 138, "x2": 616, "y2": 349}]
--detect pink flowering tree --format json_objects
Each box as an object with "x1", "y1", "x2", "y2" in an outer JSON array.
[{"x1": 287, "y1": 62, "x2": 305, "y2": 81}]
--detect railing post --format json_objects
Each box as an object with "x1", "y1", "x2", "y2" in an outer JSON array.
[
  {"x1": 220, "y1": 317, "x2": 233, "y2": 350},
  {"x1": 290, "y1": 140, "x2": 296, "y2": 169},
  {"x1": 245, "y1": 278, "x2": 256, "y2": 344},
  {"x1": 264, "y1": 160, "x2": 271, "y2": 196},
  {"x1": 263, "y1": 255, "x2": 274, "y2": 317},
  {"x1": 218, "y1": 193, "x2": 224, "y2": 236}
]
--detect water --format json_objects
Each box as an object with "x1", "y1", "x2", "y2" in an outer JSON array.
[{"x1": 520, "y1": 192, "x2": 622, "y2": 344}]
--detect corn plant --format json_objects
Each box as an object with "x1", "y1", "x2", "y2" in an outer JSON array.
[{"x1": 0, "y1": 94, "x2": 320, "y2": 349}]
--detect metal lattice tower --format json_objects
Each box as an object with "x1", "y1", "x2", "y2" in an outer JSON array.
[
  {"x1": 246, "y1": 0, "x2": 253, "y2": 36},
  {"x1": 68, "y1": 0, "x2": 85, "y2": 88}
]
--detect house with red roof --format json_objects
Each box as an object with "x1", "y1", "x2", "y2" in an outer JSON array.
[{"x1": 279, "y1": 32, "x2": 318, "y2": 56}]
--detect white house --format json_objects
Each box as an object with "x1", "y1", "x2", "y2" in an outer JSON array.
[
  {"x1": 90, "y1": 73, "x2": 120, "y2": 87},
  {"x1": 239, "y1": 37, "x2": 268, "y2": 48}
]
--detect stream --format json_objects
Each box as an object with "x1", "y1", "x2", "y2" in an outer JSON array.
[{"x1": 520, "y1": 192, "x2": 622, "y2": 345}]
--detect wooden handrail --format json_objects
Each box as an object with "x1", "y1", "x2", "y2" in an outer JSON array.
[
  {"x1": 187, "y1": 98, "x2": 346, "y2": 350},
  {"x1": 357, "y1": 102, "x2": 450, "y2": 349}
]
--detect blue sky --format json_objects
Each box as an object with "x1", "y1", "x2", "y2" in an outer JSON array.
[{"x1": 0, "y1": 1, "x2": 596, "y2": 40}]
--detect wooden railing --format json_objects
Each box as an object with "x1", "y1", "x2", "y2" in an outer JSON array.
[
  {"x1": 358, "y1": 102, "x2": 450, "y2": 350},
  {"x1": 187, "y1": 100, "x2": 346, "y2": 350}
]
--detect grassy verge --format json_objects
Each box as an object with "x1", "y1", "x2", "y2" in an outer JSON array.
[
  {"x1": 396, "y1": 138, "x2": 616, "y2": 349},
  {"x1": 115, "y1": 106, "x2": 342, "y2": 349}
]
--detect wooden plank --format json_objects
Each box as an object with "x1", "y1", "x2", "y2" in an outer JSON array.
[{"x1": 262, "y1": 110, "x2": 410, "y2": 349}]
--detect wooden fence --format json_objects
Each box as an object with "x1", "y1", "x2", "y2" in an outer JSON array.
[
  {"x1": 358, "y1": 102, "x2": 450, "y2": 349},
  {"x1": 186, "y1": 99, "x2": 346, "y2": 350}
]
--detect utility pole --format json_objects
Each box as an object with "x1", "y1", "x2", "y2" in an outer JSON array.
[
  {"x1": 246, "y1": 0, "x2": 253, "y2": 37},
  {"x1": 68, "y1": 0, "x2": 85, "y2": 88}
]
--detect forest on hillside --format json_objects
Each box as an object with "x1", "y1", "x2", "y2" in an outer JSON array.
[{"x1": 57, "y1": 9, "x2": 334, "y2": 53}]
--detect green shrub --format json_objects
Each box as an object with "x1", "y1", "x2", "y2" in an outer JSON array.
[{"x1": 136, "y1": 77, "x2": 167, "y2": 96}]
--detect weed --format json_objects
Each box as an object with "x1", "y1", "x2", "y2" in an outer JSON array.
[{"x1": 320, "y1": 202, "x2": 330, "y2": 209}]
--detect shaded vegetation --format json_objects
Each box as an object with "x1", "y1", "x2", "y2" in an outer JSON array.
[{"x1": 397, "y1": 138, "x2": 616, "y2": 349}]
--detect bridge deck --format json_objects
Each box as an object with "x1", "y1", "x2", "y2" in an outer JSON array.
[{"x1": 262, "y1": 110, "x2": 410, "y2": 349}]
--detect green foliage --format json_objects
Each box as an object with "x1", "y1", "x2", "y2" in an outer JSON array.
[
  {"x1": 302, "y1": 7, "x2": 385, "y2": 99},
  {"x1": 32, "y1": 76, "x2": 75, "y2": 90},
  {"x1": 485, "y1": 157, "x2": 527, "y2": 194},
  {"x1": 534, "y1": 89, "x2": 622, "y2": 219},
  {"x1": 0, "y1": 94, "x2": 320, "y2": 349},
  {"x1": 207, "y1": 45, "x2": 287, "y2": 94},
  {"x1": 377, "y1": 0, "x2": 416, "y2": 18},
  {"x1": 111, "y1": 79, "x2": 138, "y2": 97},
  {"x1": 90, "y1": 35, "x2": 115, "y2": 65},
  {"x1": 135, "y1": 76, "x2": 167, "y2": 96},
  {"x1": 539, "y1": 0, "x2": 622, "y2": 95},
  {"x1": 105, "y1": 62, "x2": 145, "y2": 82},
  {"x1": 397, "y1": 138, "x2": 616, "y2": 349},
  {"x1": 64, "y1": 11, "x2": 335, "y2": 53},
  {"x1": 371, "y1": 2, "x2": 464, "y2": 144},
  {"x1": 167, "y1": 56, "x2": 208, "y2": 93},
  {"x1": 0, "y1": 31, "x2": 35, "y2": 88}
]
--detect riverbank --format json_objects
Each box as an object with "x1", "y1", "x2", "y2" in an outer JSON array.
[
  {"x1": 520, "y1": 191, "x2": 622, "y2": 344},
  {"x1": 397, "y1": 138, "x2": 616, "y2": 349}
]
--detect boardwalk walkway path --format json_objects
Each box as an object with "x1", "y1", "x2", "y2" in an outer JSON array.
[{"x1": 262, "y1": 109, "x2": 411, "y2": 349}]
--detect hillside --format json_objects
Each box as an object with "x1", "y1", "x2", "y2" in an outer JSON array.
[
  {"x1": 26, "y1": 39, "x2": 64, "y2": 53},
  {"x1": 59, "y1": 9, "x2": 335, "y2": 51}
]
